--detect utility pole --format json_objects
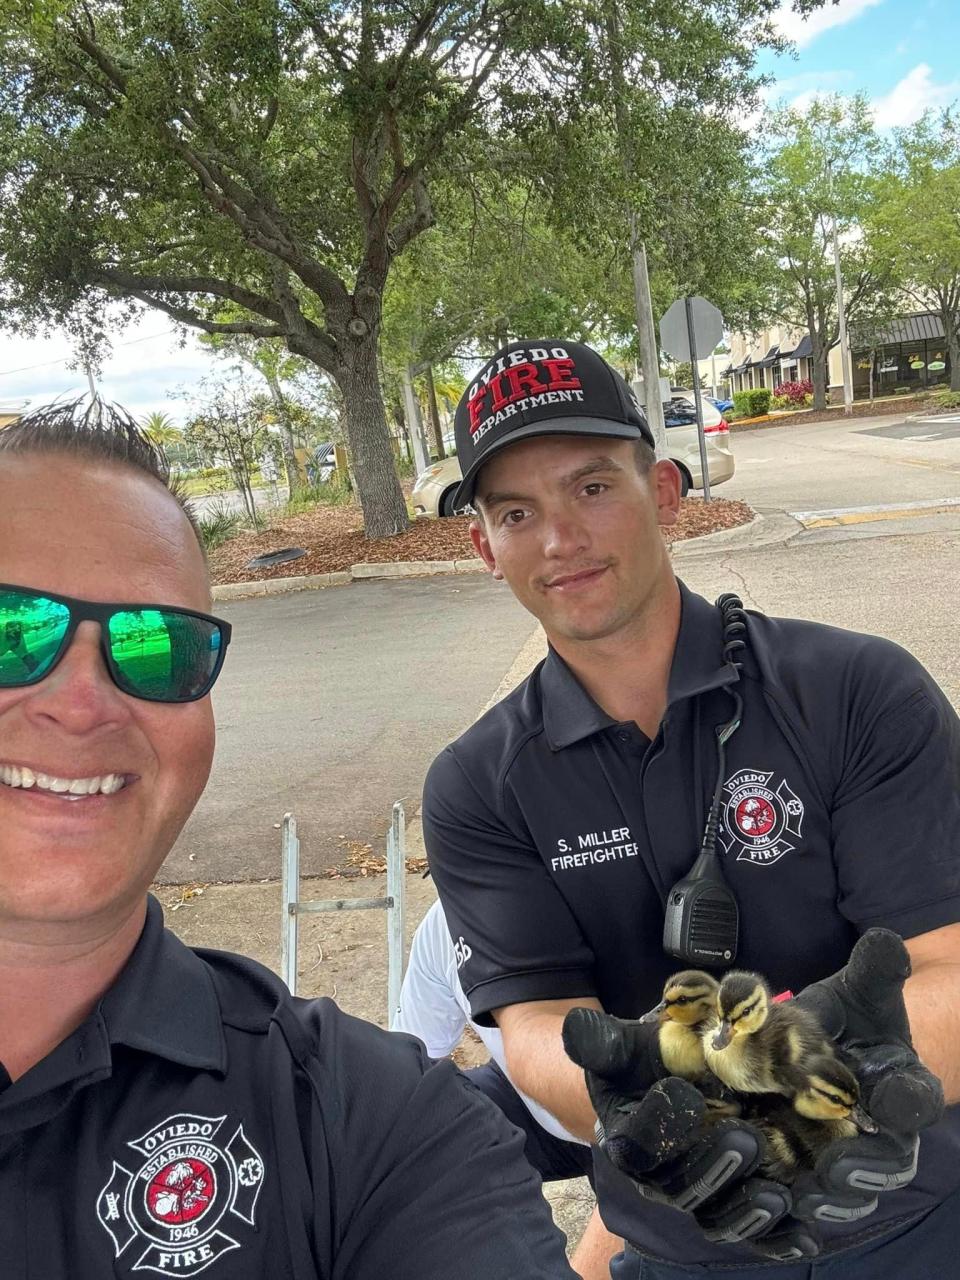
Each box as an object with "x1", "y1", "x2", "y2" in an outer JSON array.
[
  {"x1": 827, "y1": 159, "x2": 854, "y2": 415},
  {"x1": 401, "y1": 366, "x2": 429, "y2": 476},
  {"x1": 602, "y1": 0, "x2": 666, "y2": 457},
  {"x1": 631, "y1": 229, "x2": 668, "y2": 457}
]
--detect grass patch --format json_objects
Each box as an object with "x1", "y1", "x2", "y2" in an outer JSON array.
[
  {"x1": 196, "y1": 500, "x2": 248, "y2": 551},
  {"x1": 283, "y1": 472, "x2": 354, "y2": 515}
]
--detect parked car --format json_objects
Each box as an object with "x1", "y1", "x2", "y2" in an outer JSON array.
[
  {"x1": 706, "y1": 394, "x2": 734, "y2": 415},
  {"x1": 308, "y1": 442, "x2": 336, "y2": 483},
  {"x1": 411, "y1": 396, "x2": 733, "y2": 517},
  {"x1": 662, "y1": 393, "x2": 735, "y2": 495}
]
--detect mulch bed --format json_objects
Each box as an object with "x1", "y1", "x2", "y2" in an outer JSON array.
[
  {"x1": 732, "y1": 397, "x2": 930, "y2": 430},
  {"x1": 209, "y1": 497, "x2": 755, "y2": 585}
]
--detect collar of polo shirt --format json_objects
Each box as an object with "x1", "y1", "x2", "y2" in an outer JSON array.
[
  {"x1": 541, "y1": 582, "x2": 741, "y2": 751},
  {"x1": 99, "y1": 896, "x2": 227, "y2": 1072}
]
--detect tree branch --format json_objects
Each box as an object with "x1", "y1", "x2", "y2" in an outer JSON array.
[
  {"x1": 94, "y1": 267, "x2": 289, "y2": 325},
  {"x1": 389, "y1": 175, "x2": 435, "y2": 255},
  {"x1": 99, "y1": 285, "x2": 287, "y2": 340}
]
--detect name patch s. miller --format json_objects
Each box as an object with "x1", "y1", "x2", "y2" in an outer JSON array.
[
  {"x1": 719, "y1": 768, "x2": 805, "y2": 865},
  {"x1": 96, "y1": 1112, "x2": 264, "y2": 1276}
]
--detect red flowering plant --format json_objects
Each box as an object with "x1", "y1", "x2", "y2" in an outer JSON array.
[{"x1": 773, "y1": 379, "x2": 813, "y2": 405}]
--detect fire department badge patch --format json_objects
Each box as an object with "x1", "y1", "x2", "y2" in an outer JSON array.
[
  {"x1": 719, "y1": 768, "x2": 804, "y2": 866},
  {"x1": 96, "y1": 1113, "x2": 264, "y2": 1276}
]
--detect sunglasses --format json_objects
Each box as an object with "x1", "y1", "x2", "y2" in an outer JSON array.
[{"x1": 0, "y1": 583, "x2": 232, "y2": 704}]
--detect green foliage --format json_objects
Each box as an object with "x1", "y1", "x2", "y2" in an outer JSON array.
[
  {"x1": 282, "y1": 472, "x2": 353, "y2": 514},
  {"x1": 866, "y1": 111, "x2": 960, "y2": 392},
  {"x1": 752, "y1": 95, "x2": 893, "y2": 407},
  {"x1": 933, "y1": 390, "x2": 960, "y2": 409},
  {"x1": 183, "y1": 379, "x2": 272, "y2": 527},
  {"x1": 196, "y1": 500, "x2": 247, "y2": 552},
  {"x1": 733, "y1": 388, "x2": 772, "y2": 418}
]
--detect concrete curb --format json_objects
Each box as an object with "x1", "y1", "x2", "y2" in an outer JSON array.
[
  {"x1": 212, "y1": 559, "x2": 485, "y2": 599},
  {"x1": 212, "y1": 512, "x2": 801, "y2": 601},
  {"x1": 212, "y1": 571, "x2": 351, "y2": 601},
  {"x1": 350, "y1": 558, "x2": 483, "y2": 580},
  {"x1": 672, "y1": 509, "x2": 804, "y2": 558}
]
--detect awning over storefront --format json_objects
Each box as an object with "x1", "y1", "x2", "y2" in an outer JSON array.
[
  {"x1": 784, "y1": 334, "x2": 812, "y2": 360},
  {"x1": 759, "y1": 345, "x2": 780, "y2": 367},
  {"x1": 850, "y1": 312, "x2": 944, "y2": 347}
]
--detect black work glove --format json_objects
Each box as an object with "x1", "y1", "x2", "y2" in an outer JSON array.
[
  {"x1": 562, "y1": 1010, "x2": 815, "y2": 1259},
  {"x1": 787, "y1": 927, "x2": 944, "y2": 1227}
]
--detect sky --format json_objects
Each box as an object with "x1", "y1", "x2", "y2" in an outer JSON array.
[{"x1": 2, "y1": 0, "x2": 957, "y2": 425}]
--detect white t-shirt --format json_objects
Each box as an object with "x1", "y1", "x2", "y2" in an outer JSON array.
[{"x1": 394, "y1": 901, "x2": 585, "y2": 1145}]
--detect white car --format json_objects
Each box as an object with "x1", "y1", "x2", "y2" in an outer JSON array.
[{"x1": 411, "y1": 396, "x2": 734, "y2": 517}]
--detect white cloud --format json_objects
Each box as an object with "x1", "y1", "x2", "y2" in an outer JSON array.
[
  {"x1": 774, "y1": 0, "x2": 885, "y2": 49},
  {"x1": 768, "y1": 69, "x2": 855, "y2": 99},
  {"x1": 871, "y1": 62, "x2": 960, "y2": 129},
  {"x1": 0, "y1": 314, "x2": 217, "y2": 424}
]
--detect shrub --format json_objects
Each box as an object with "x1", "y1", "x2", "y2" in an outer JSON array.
[
  {"x1": 773, "y1": 379, "x2": 813, "y2": 405},
  {"x1": 283, "y1": 471, "x2": 353, "y2": 514},
  {"x1": 196, "y1": 499, "x2": 246, "y2": 551},
  {"x1": 733, "y1": 388, "x2": 772, "y2": 418},
  {"x1": 933, "y1": 390, "x2": 960, "y2": 410}
]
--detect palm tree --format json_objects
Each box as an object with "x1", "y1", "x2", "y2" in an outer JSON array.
[{"x1": 140, "y1": 411, "x2": 185, "y2": 464}]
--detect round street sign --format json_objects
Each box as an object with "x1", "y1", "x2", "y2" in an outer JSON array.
[{"x1": 659, "y1": 296, "x2": 724, "y2": 362}]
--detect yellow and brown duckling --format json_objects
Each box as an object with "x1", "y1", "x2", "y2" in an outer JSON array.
[
  {"x1": 642, "y1": 970, "x2": 742, "y2": 1118},
  {"x1": 641, "y1": 970, "x2": 720, "y2": 1080},
  {"x1": 702, "y1": 970, "x2": 836, "y2": 1098},
  {"x1": 752, "y1": 1055, "x2": 878, "y2": 1183}
]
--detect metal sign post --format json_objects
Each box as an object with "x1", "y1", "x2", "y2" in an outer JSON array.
[
  {"x1": 279, "y1": 805, "x2": 407, "y2": 1025},
  {"x1": 684, "y1": 297, "x2": 712, "y2": 502},
  {"x1": 659, "y1": 296, "x2": 724, "y2": 502}
]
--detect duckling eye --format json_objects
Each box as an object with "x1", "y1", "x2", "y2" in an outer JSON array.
[{"x1": 673, "y1": 996, "x2": 690, "y2": 1005}]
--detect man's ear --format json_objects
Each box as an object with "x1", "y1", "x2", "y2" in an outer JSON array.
[
  {"x1": 470, "y1": 518, "x2": 503, "y2": 580},
  {"x1": 653, "y1": 460, "x2": 683, "y2": 527}
]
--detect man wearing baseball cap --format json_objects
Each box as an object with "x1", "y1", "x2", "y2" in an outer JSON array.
[{"x1": 423, "y1": 338, "x2": 958, "y2": 1277}]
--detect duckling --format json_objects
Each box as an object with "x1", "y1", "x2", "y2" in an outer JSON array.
[
  {"x1": 702, "y1": 970, "x2": 835, "y2": 1098},
  {"x1": 641, "y1": 971, "x2": 742, "y2": 1120},
  {"x1": 641, "y1": 970, "x2": 720, "y2": 1080},
  {"x1": 752, "y1": 1055, "x2": 878, "y2": 1183}
]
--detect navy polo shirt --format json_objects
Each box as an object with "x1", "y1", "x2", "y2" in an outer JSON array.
[
  {"x1": 0, "y1": 897, "x2": 576, "y2": 1280},
  {"x1": 423, "y1": 582, "x2": 960, "y2": 1264}
]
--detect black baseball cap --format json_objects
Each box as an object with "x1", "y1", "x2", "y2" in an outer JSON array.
[{"x1": 453, "y1": 339, "x2": 655, "y2": 509}]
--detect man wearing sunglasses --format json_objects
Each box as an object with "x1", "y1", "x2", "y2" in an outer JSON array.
[{"x1": 0, "y1": 401, "x2": 577, "y2": 1280}]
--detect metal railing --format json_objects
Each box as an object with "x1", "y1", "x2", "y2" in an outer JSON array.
[{"x1": 280, "y1": 802, "x2": 407, "y2": 1026}]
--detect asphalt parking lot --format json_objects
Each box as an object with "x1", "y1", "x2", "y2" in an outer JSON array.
[{"x1": 162, "y1": 572, "x2": 535, "y2": 883}]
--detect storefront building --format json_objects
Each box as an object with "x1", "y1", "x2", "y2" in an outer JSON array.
[{"x1": 725, "y1": 313, "x2": 952, "y2": 403}]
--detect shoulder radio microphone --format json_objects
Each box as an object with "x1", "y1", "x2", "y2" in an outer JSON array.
[{"x1": 662, "y1": 594, "x2": 746, "y2": 967}]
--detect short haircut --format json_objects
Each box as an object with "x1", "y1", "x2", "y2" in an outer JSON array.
[
  {"x1": 634, "y1": 438, "x2": 656, "y2": 472},
  {"x1": 0, "y1": 398, "x2": 202, "y2": 546}
]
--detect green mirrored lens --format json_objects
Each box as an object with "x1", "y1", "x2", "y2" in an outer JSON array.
[
  {"x1": 0, "y1": 591, "x2": 70, "y2": 684},
  {"x1": 107, "y1": 608, "x2": 221, "y2": 701}
]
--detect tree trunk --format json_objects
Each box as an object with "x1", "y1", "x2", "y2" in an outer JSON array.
[
  {"x1": 264, "y1": 370, "x2": 306, "y2": 496},
  {"x1": 946, "y1": 322, "x2": 960, "y2": 393},
  {"x1": 337, "y1": 336, "x2": 410, "y2": 539},
  {"x1": 810, "y1": 351, "x2": 828, "y2": 410},
  {"x1": 425, "y1": 366, "x2": 446, "y2": 459}
]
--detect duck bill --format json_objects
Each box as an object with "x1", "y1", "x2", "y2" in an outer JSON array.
[
  {"x1": 640, "y1": 1000, "x2": 666, "y2": 1024},
  {"x1": 712, "y1": 1020, "x2": 734, "y2": 1050},
  {"x1": 851, "y1": 1104, "x2": 878, "y2": 1134}
]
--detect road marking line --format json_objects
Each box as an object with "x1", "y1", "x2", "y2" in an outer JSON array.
[
  {"x1": 791, "y1": 497, "x2": 960, "y2": 521},
  {"x1": 803, "y1": 505, "x2": 960, "y2": 529}
]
